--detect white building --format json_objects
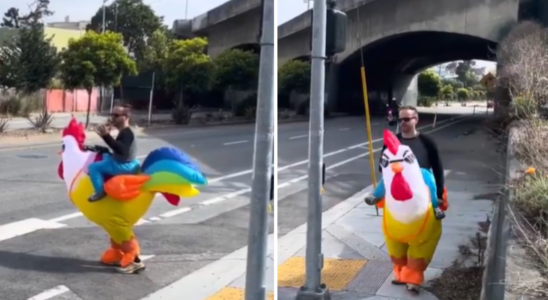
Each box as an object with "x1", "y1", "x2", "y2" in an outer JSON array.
[{"x1": 47, "y1": 16, "x2": 89, "y2": 30}]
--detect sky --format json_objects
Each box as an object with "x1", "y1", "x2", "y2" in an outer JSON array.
[{"x1": 0, "y1": 0, "x2": 230, "y2": 27}]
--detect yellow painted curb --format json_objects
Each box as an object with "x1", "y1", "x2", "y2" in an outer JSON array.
[
  {"x1": 278, "y1": 257, "x2": 367, "y2": 291},
  {"x1": 205, "y1": 287, "x2": 274, "y2": 300}
]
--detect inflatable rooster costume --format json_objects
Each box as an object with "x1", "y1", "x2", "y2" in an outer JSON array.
[
  {"x1": 57, "y1": 118, "x2": 207, "y2": 274},
  {"x1": 366, "y1": 130, "x2": 448, "y2": 293}
]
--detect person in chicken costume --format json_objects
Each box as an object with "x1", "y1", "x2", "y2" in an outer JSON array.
[
  {"x1": 365, "y1": 129, "x2": 448, "y2": 294},
  {"x1": 57, "y1": 118, "x2": 207, "y2": 274}
]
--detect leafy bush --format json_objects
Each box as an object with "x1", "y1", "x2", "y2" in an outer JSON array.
[
  {"x1": 171, "y1": 100, "x2": 195, "y2": 124},
  {"x1": 418, "y1": 96, "x2": 435, "y2": 107},
  {"x1": 278, "y1": 60, "x2": 311, "y2": 95},
  {"x1": 244, "y1": 106, "x2": 256, "y2": 121},
  {"x1": 233, "y1": 93, "x2": 256, "y2": 117}
]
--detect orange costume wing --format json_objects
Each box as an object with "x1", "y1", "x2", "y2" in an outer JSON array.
[{"x1": 104, "y1": 175, "x2": 151, "y2": 201}]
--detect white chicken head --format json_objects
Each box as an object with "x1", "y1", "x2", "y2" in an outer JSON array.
[
  {"x1": 380, "y1": 130, "x2": 424, "y2": 202},
  {"x1": 58, "y1": 118, "x2": 87, "y2": 187}
]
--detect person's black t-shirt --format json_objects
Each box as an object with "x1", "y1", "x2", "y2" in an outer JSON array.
[{"x1": 101, "y1": 127, "x2": 137, "y2": 162}]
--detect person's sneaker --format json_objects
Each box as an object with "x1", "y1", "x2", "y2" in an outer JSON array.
[
  {"x1": 434, "y1": 207, "x2": 446, "y2": 220},
  {"x1": 88, "y1": 192, "x2": 106, "y2": 202},
  {"x1": 364, "y1": 194, "x2": 380, "y2": 205},
  {"x1": 116, "y1": 261, "x2": 146, "y2": 274}
]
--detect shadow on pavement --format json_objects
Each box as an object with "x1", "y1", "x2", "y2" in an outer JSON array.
[{"x1": 0, "y1": 250, "x2": 114, "y2": 274}]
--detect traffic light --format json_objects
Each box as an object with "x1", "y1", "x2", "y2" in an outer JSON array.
[
  {"x1": 326, "y1": 0, "x2": 347, "y2": 56},
  {"x1": 309, "y1": 0, "x2": 348, "y2": 57}
]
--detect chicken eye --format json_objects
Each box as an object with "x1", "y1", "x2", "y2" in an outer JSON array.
[
  {"x1": 380, "y1": 158, "x2": 389, "y2": 168},
  {"x1": 404, "y1": 154, "x2": 415, "y2": 164}
]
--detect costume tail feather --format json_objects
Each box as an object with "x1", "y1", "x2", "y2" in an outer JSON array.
[{"x1": 140, "y1": 147, "x2": 207, "y2": 206}]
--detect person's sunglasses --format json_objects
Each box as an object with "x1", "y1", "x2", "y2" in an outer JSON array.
[
  {"x1": 111, "y1": 113, "x2": 126, "y2": 118},
  {"x1": 398, "y1": 117, "x2": 416, "y2": 123}
]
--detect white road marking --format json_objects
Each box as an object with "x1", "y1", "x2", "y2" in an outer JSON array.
[
  {"x1": 48, "y1": 212, "x2": 83, "y2": 223},
  {"x1": 339, "y1": 128, "x2": 350, "y2": 131},
  {"x1": 223, "y1": 140, "x2": 248, "y2": 146},
  {"x1": 0, "y1": 218, "x2": 65, "y2": 242},
  {"x1": 28, "y1": 285, "x2": 70, "y2": 300},
  {"x1": 135, "y1": 218, "x2": 150, "y2": 225},
  {"x1": 159, "y1": 207, "x2": 192, "y2": 218},
  {"x1": 289, "y1": 134, "x2": 308, "y2": 140}
]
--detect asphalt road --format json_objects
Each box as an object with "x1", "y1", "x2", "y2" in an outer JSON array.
[{"x1": 0, "y1": 112, "x2": 468, "y2": 300}]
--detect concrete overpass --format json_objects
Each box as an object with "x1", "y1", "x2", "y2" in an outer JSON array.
[
  {"x1": 172, "y1": 0, "x2": 263, "y2": 58},
  {"x1": 278, "y1": 0, "x2": 527, "y2": 114}
]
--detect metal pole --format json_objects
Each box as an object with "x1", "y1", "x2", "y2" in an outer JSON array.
[
  {"x1": 296, "y1": 0, "x2": 328, "y2": 299},
  {"x1": 101, "y1": 0, "x2": 107, "y2": 114},
  {"x1": 110, "y1": 88, "x2": 114, "y2": 113},
  {"x1": 185, "y1": 0, "x2": 189, "y2": 19},
  {"x1": 102, "y1": 0, "x2": 107, "y2": 32},
  {"x1": 243, "y1": 0, "x2": 274, "y2": 298},
  {"x1": 147, "y1": 72, "x2": 155, "y2": 127}
]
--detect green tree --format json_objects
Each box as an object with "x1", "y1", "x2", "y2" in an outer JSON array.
[
  {"x1": 418, "y1": 69, "x2": 442, "y2": 97},
  {"x1": 278, "y1": 60, "x2": 311, "y2": 94},
  {"x1": 59, "y1": 31, "x2": 137, "y2": 127},
  {"x1": 213, "y1": 49, "x2": 259, "y2": 91},
  {"x1": 87, "y1": 0, "x2": 163, "y2": 62},
  {"x1": 0, "y1": 1, "x2": 59, "y2": 93},
  {"x1": 440, "y1": 85, "x2": 454, "y2": 100},
  {"x1": 455, "y1": 60, "x2": 480, "y2": 87},
  {"x1": 163, "y1": 37, "x2": 213, "y2": 103},
  {"x1": 456, "y1": 88, "x2": 469, "y2": 101},
  {"x1": 139, "y1": 29, "x2": 170, "y2": 72},
  {"x1": 1, "y1": 0, "x2": 53, "y2": 28}
]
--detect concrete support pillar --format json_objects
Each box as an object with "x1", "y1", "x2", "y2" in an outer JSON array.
[{"x1": 392, "y1": 74, "x2": 418, "y2": 107}]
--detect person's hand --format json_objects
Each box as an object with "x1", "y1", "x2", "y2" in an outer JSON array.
[{"x1": 96, "y1": 124, "x2": 111, "y2": 137}]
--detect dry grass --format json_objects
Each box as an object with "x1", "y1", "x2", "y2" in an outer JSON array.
[{"x1": 507, "y1": 119, "x2": 548, "y2": 297}]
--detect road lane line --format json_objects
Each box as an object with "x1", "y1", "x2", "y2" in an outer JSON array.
[
  {"x1": 25, "y1": 115, "x2": 467, "y2": 228},
  {"x1": 159, "y1": 207, "x2": 192, "y2": 218},
  {"x1": 289, "y1": 134, "x2": 308, "y2": 140},
  {"x1": 48, "y1": 212, "x2": 83, "y2": 223},
  {"x1": 0, "y1": 218, "x2": 65, "y2": 242},
  {"x1": 223, "y1": 140, "x2": 248, "y2": 145},
  {"x1": 28, "y1": 285, "x2": 70, "y2": 300}
]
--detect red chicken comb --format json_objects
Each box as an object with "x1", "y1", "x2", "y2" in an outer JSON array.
[
  {"x1": 62, "y1": 118, "x2": 85, "y2": 145},
  {"x1": 383, "y1": 129, "x2": 400, "y2": 155}
]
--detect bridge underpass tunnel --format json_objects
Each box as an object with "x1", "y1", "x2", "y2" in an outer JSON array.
[{"x1": 335, "y1": 31, "x2": 497, "y2": 115}]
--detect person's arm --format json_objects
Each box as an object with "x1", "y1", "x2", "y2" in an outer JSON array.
[
  {"x1": 102, "y1": 129, "x2": 134, "y2": 157},
  {"x1": 420, "y1": 134, "x2": 444, "y2": 198}
]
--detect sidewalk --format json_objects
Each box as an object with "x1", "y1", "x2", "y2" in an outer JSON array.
[{"x1": 277, "y1": 171, "x2": 494, "y2": 300}]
